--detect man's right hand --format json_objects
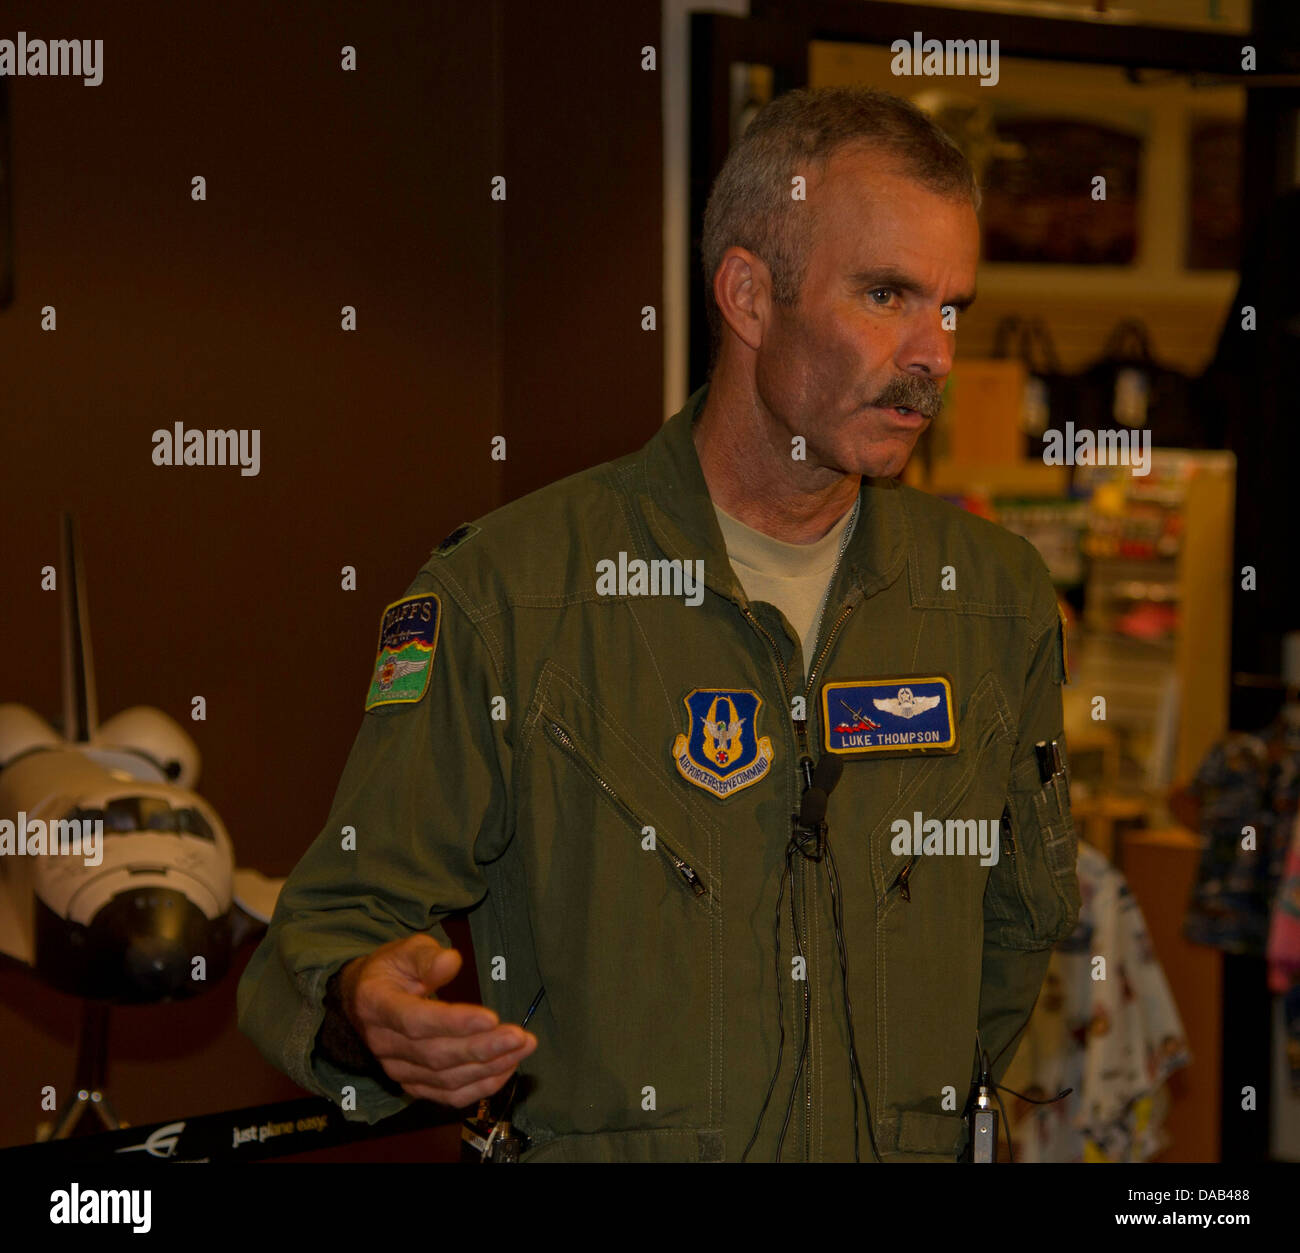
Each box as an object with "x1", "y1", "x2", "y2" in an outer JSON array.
[{"x1": 338, "y1": 934, "x2": 538, "y2": 1109}]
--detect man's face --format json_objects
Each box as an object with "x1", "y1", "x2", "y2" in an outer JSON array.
[{"x1": 752, "y1": 144, "x2": 980, "y2": 479}]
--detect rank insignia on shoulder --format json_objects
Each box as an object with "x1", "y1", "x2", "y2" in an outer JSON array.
[
  {"x1": 672, "y1": 688, "x2": 774, "y2": 799},
  {"x1": 821, "y1": 676, "x2": 957, "y2": 757},
  {"x1": 433, "y1": 523, "x2": 480, "y2": 558},
  {"x1": 365, "y1": 593, "x2": 440, "y2": 711}
]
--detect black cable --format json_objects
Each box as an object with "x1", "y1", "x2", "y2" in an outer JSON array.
[
  {"x1": 774, "y1": 841, "x2": 811, "y2": 1160},
  {"x1": 741, "y1": 848, "x2": 795, "y2": 1162},
  {"x1": 824, "y1": 835, "x2": 882, "y2": 1162},
  {"x1": 491, "y1": 985, "x2": 546, "y2": 1125},
  {"x1": 746, "y1": 756, "x2": 883, "y2": 1163},
  {"x1": 988, "y1": 992, "x2": 1043, "y2": 1073},
  {"x1": 824, "y1": 847, "x2": 860, "y2": 1159},
  {"x1": 974, "y1": 1029, "x2": 1071, "y2": 1164},
  {"x1": 520, "y1": 985, "x2": 546, "y2": 1029},
  {"x1": 992, "y1": 1080, "x2": 1014, "y2": 1164},
  {"x1": 744, "y1": 833, "x2": 818, "y2": 1162},
  {"x1": 995, "y1": 1080, "x2": 1073, "y2": 1105}
]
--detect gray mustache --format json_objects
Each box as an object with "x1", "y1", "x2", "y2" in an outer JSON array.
[{"x1": 874, "y1": 393, "x2": 941, "y2": 418}]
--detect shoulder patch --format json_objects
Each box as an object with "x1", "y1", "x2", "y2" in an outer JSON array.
[
  {"x1": 432, "y1": 523, "x2": 480, "y2": 558},
  {"x1": 365, "y1": 593, "x2": 440, "y2": 711}
]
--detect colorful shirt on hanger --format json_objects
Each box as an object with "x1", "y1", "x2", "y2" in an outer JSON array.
[
  {"x1": 1267, "y1": 810, "x2": 1300, "y2": 1093},
  {"x1": 1183, "y1": 730, "x2": 1299, "y2": 956},
  {"x1": 1005, "y1": 841, "x2": 1190, "y2": 1162}
]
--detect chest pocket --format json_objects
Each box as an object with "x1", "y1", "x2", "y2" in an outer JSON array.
[
  {"x1": 868, "y1": 670, "x2": 1016, "y2": 905},
  {"x1": 523, "y1": 659, "x2": 721, "y2": 914},
  {"x1": 515, "y1": 659, "x2": 723, "y2": 1133}
]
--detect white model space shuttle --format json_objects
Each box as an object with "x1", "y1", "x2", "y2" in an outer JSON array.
[{"x1": 0, "y1": 515, "x2": 283, "y2": 1002}]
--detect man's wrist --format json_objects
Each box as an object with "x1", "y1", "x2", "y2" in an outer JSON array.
[{"x1": 315, "y1": 961, "x2": 386, "y2": 1078}]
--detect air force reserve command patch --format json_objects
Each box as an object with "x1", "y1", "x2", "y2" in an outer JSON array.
[
  {"x1": 365, "y1": 593, "x2": 441, "y2": 711},
  {"x1": 672, "y1": 688, "x2": 774, "y2": 799},
  {"x1": 821, "y1": 676, "x2": 957, "y2": 757}
]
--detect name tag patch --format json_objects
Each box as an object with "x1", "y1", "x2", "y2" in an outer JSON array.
[
  {"x1": 821, "y1": 676, "x2": 957, "y2": 756},
  {"x1": 365, "y1": 593, "x2": 440, "y2": 710}
]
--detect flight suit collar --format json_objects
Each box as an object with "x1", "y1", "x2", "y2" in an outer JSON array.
[{"x1": 642, "y1": 381, "x2": 911, "y2": 606}]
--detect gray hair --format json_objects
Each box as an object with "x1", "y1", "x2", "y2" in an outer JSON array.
[{"x1": 700, "y1": 86, "x2": 980, "y2": 365}]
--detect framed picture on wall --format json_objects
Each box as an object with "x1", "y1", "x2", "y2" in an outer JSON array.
[{"x1": 980, "y1": 105, "x2": 1146, "y2": 265}]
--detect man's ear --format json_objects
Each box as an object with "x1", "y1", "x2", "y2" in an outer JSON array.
[{"x1": 712, "y1": 247, "x2": 769, "y2": 353}]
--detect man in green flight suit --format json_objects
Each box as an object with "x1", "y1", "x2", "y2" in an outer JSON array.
[{"x1": 238, "y1": 85, "x2": 1080, "y2": 1162}]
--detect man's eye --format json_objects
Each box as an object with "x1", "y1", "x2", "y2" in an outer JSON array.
[{"x1": 868, "y1": 288, "x2": 895, "y2": 305}]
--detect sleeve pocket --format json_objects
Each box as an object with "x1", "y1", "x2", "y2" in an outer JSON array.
[{"x1": 983, "y1": 748, "x2": 1081, "y2": 950}]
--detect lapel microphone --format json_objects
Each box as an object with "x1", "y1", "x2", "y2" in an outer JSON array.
[{"x1": 793, "y1": 753, "x2": 843, "y2": 860}]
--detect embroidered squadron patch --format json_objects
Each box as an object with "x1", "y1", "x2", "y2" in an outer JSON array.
[
  {"x1": 672, "y1": 688, "x2": 774, "y2": 799},
  {"x1": 365, "y1": 593, "x2": 440, "y2": 711},
  {"x1": 821, "y1": 676, "x2": 958, "y2": 756}
]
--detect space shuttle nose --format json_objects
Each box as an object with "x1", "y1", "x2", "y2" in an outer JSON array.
[
  {"x1": 122, "y1": 932, "x2": 195, "y2": 993},
  {"x1": 83, "y1": 887, "x2": 230, "y2": 1001}
]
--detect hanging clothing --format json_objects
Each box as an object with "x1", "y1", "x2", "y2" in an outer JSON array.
[
  {"x1": 1183, "y1": 726, "x2": 1300, "y2": 957},
  {"x1": 1267, "y1": 811, "x2": 1300, "y2": 1093},
  {"x1": 1005, "y1": 841, "x2": 1190, "y2": 1162}
]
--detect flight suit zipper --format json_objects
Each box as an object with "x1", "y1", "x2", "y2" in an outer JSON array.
[
  {"x1": 738, "y1": 508, "x2": 858, "y2": 1162},
  {"x1": 888, "y1": 717, "x2": 1006, "y2": 907},
  {"x1": 543, "y1": 718, "x2": 709, "y2": 901},
  {"x1": 895, "y1": 857, "x2": 916, "y2": 902}
]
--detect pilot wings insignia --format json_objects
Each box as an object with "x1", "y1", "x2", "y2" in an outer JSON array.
[
  {"x1": 871, "y1": 686, "x2": 940, "y2": 720},
  {"x1": 377, "y1": 656, "x2": 428, "y2": 690}
]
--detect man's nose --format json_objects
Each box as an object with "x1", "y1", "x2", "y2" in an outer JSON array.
[
  {"x1": 896, "y1": 319, "x2": 955, "y2": 405},
  {"x1": 899, "y1": 314, "x2": 956, "y2": 381}
]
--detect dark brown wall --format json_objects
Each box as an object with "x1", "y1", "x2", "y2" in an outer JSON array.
[{"x1": 0, "y1": 0, "x2": 661, "y2": 1155}]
